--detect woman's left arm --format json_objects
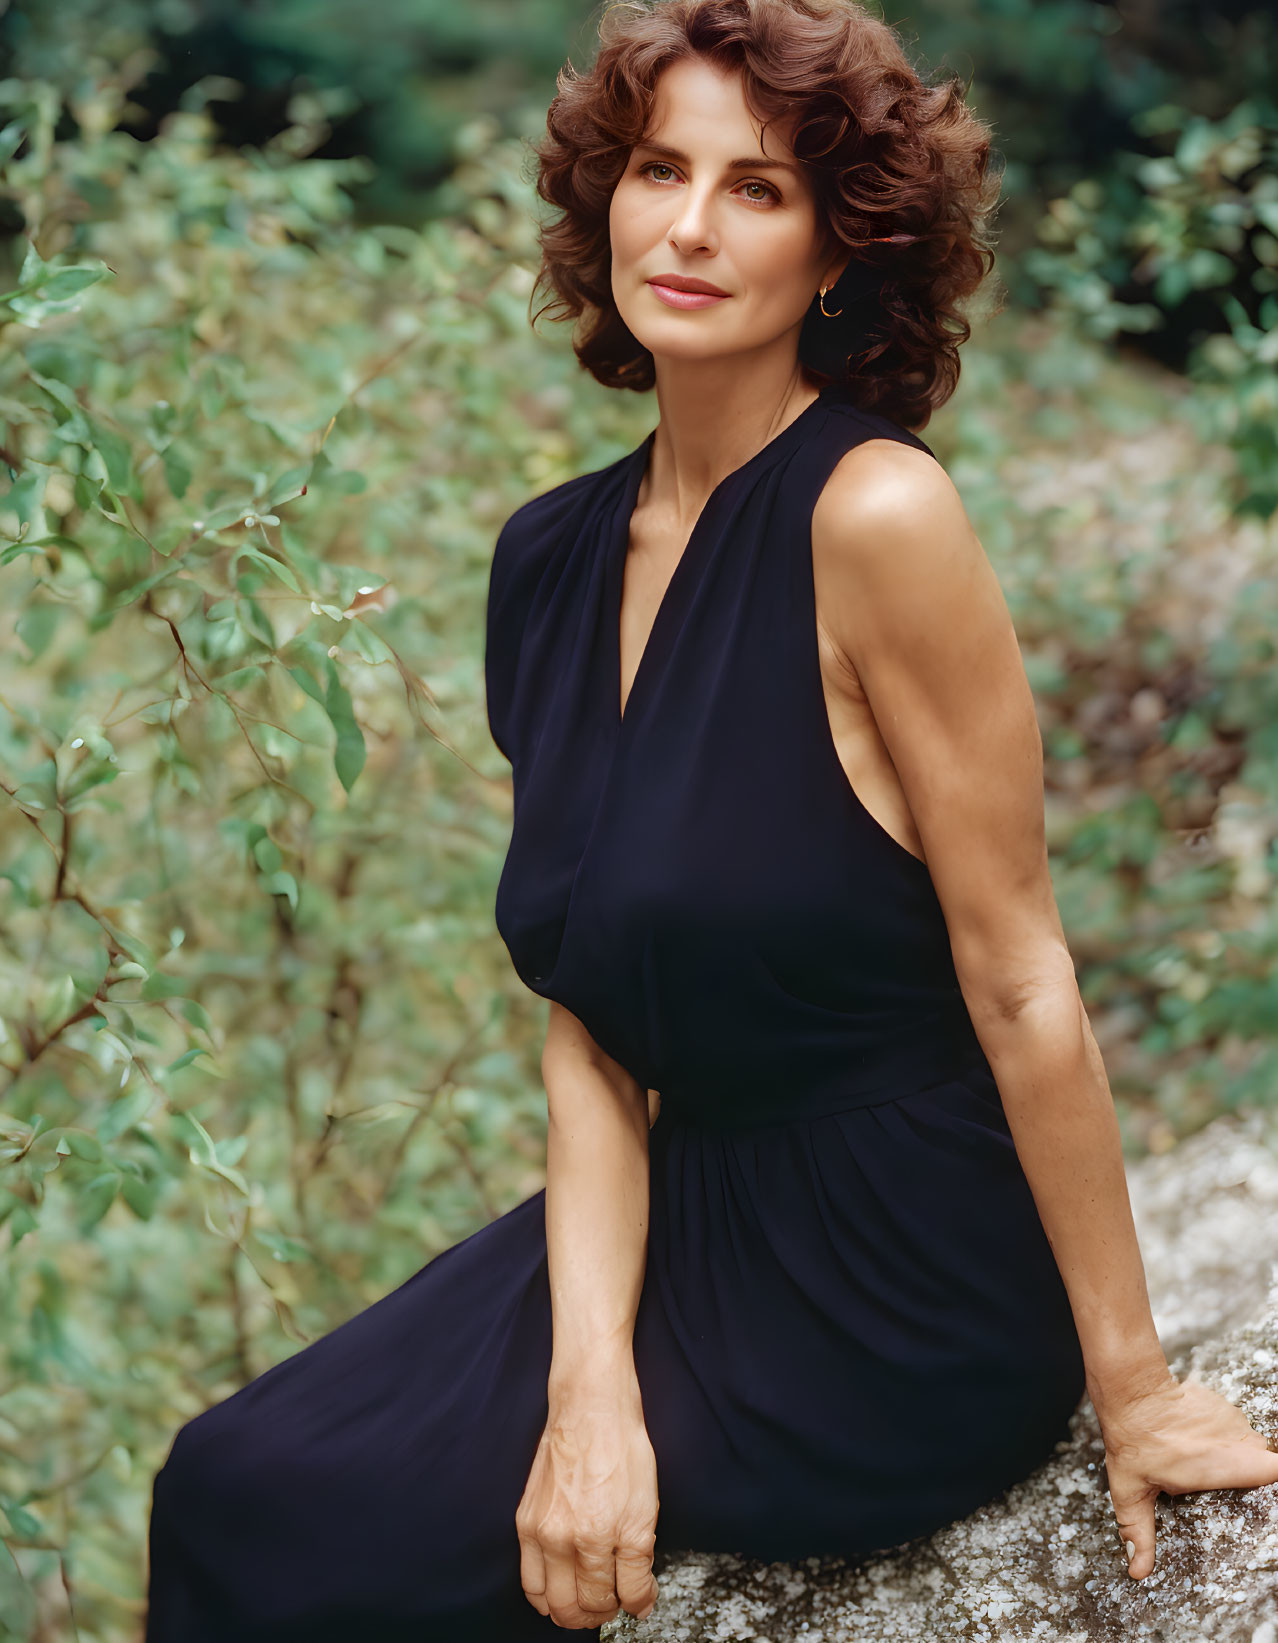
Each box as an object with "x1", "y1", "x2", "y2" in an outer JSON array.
[{"x1": 812, "y1": 442, "x2": 1278, "y2": 1581}]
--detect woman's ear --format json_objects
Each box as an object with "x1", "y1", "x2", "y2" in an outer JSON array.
[{"x1": 820, "y1": 248, "x2": 852, "y2": 295}]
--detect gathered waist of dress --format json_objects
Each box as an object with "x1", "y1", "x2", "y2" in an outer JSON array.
[{"x1": 651, "y1": 1008, "x2": 994, "y2": 1134}]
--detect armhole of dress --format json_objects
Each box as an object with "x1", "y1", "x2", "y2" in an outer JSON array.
[
  {"x1": 798, "y1": 434, "x2": 935, "y2": 880},
  {"x1": 485, "y1": 513, "x2": 524, "y2": 767}
]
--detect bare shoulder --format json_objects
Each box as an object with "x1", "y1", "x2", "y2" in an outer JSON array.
[
  {"x1": 812, "y1": 437, "x2": 972, "y2": 561},
  {"x1": 811, "y1": 436, "x2": 988, "y2": 663}
]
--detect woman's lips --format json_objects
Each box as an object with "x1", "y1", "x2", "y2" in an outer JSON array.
[{"x1": 647, "y1": 281, "x2": 729, "y2": 310}]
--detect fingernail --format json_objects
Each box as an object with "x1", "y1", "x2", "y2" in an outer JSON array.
[{"x1": 1125, "y1": 1539, "x2": 1135, "y2": 1560}]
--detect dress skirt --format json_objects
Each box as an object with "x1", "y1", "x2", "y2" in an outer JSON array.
[{"x1": 145, "y1": 1057, "x2": 1085, "y2": 1641}]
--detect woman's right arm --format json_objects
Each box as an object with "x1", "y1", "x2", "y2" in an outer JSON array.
[{"x1": 514, "y1": 1000, "x2": 661, "y2": 1631}]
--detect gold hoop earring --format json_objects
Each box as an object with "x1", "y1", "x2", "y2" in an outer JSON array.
[{"x1": 819, "y1": 236, "x2": 901, "y2": 318}]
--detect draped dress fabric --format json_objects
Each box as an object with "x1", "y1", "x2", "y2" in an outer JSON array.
[{"x1": 144, "y1": 383, "x2": 1086, "y2": 1641}]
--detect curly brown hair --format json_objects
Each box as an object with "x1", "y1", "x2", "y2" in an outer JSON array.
[{"x1": 529, "y1": 0, "x2": 1004, "y2": 431}]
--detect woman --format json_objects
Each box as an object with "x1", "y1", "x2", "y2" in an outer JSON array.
[{"x1": 144, "y1": 1, "x2": 1278, "y2": 1637}]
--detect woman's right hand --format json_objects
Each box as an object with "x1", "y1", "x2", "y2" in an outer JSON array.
[{"x1": 515, "y1": 1387, "x2": 660, "y2": 1629}]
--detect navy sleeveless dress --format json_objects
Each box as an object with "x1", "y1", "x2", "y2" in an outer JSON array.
[{"x1": 144, "y1": 383, "x2": 1085, "y2": 1641}]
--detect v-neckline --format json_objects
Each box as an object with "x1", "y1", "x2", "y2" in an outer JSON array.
[{"x1": 609, "y1": 385, "x2": 839, "y2": 729}]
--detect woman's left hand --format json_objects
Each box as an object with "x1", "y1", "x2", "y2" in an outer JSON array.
[{"x1": 1095, "y1": 1366, "x2": 1278, "y2": 1579}]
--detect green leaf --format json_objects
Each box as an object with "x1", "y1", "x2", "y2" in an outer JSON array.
[
  {"x1": 253, "y1": 836, "x2": 283, "y2": 873},
  {"x1": 171, "y1": 1111, "x2": 249, "y2": 1194},
  {"x1": 85, "y1": 416, "x2": 135, "y2": 494},
  {"x1": 259, "y1": 869, "x2": 298, "y2": 910},
  {"x1": 268, "y1": 465, "x2": 310, "y2": 507},
  {"x1": 237, "y1": 545, "x2": 301, "y2": 592},
  {"x1": 200, "y1": 501, "x2": 255, "y2": 533},
  {"x1": 140, "y1": 972, "x2": 190, "y2": 1001},
  {"x1": 164, "y1": 1051, "x2": 211, "y2": 1077},
  {"x1": 216, "y1": 1135, "x2": 248, "y2": 1167},
  {"x1": 2, "y1": 1500, "x2": 45, "y2": 1541},
  {"x1": 252, "y1": 1229, "x2": 314, "y2": 1263},
  {"x1": 121, "y1": 1174, "x2": 160, "y2": 1219},
  {"x1": 287, "y1": 662, "x2": 326, "y2": 707},
  {"x1": 15, "y1": 603, "x2": 59, "y2": 659},
  {"x1": 1, "y1": 469, "x2": 47, "y2": 529},
  {"x1": 0, "y1": 1540, "x2": 38, "y2": 1634},
  {"x1": 76, "y1": 1171, "x2": 120, "y2": 1232},
  {"x1": 63, "y1": 763, "x2": 121, "y2": 807},
  {"x1": 174, "y1": 1002, "x2": 213, "y2": 1037},
  {"x1": 217, "y1": 663, "x2": 268, "y2": 691},
  {"x1": 27, "y1": 369, "x2": 89, "y2": 434},
  {"x1": 17, "y1": 241, "x2": 50, "y2": 288},
  {"x1": 170, "y1": 1110, "x2": 218, "y2": 1168},
  {"x1": 162, "y1": 446, "x2": 193, "y2": 499},
  {"x1": 1, "y1": 540, "x2": 42, "y2": 566},
  {"x1": 323, "y1": 655, "x2": 366, "y2": 793},
  {"x1": 39, "y1": 264, "x2": 110, "y2": 302},
  {"x1": 97, "y1": 1086, "x2": 155, "y2": 1142},
  {"x1": 0, "y1": 117, "x2": 27, "y2": 166}
]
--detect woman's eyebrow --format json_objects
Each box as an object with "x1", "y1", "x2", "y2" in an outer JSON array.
[{"x1": 633, "y1": 141, "x2": 801, "y2": 176}]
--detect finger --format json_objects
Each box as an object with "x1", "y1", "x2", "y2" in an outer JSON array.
[
  {"x1": 542, "y1": 1533, "x2": 586, "y2": 1626},
  {"x1": 517, "y1": 1529, "x2": 549, "y2": 1617},
  {"x1": 1157, "y1": 1429, "x2": 1278, "y2": 1497},
  {"x1": 1110, "y1": 1479, "x2": 1158, "y2": 1581},
  {"x1": 615, "y1": 1544, "x2": 659, "y2": 1617},
  {"x1": 574, "y1": 1540, "x2": 621, "y2": 1623},
  {"x1": 1203, "y1": 1438, "x2": 1278, "y2": 1494}
]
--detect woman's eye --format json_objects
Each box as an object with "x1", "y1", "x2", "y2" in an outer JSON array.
[{"x1": 637, "y1": 161, "x2": 778, "y2": 203}]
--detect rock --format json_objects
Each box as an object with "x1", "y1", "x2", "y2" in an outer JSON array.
[{"x1": 603, "y1": 1112, "x2": 1278, "y2": 1642}]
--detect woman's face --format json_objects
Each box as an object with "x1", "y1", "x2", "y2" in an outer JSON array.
[{"x1": 608, "y1": 57, "x2": 847, "y2": 373}]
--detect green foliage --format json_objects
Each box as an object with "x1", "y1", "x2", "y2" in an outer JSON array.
[
  {"x1": 1024, "y1": 96, "x2": 1278, "y2": 521},
  {"x1": 0, "y1": 69, "x2": 651, "y2": 1640},
  {"x1": 905, "y1": 0, "x2": 1277, "y2": 183},
  {"x1": 0, "y1": 0, "x2": 598, "y2": 223}
]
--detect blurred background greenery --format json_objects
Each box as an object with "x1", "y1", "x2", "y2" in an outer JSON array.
[{"x1": 0, "y1": 0, "x2": 1275, "y2": 1636}]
